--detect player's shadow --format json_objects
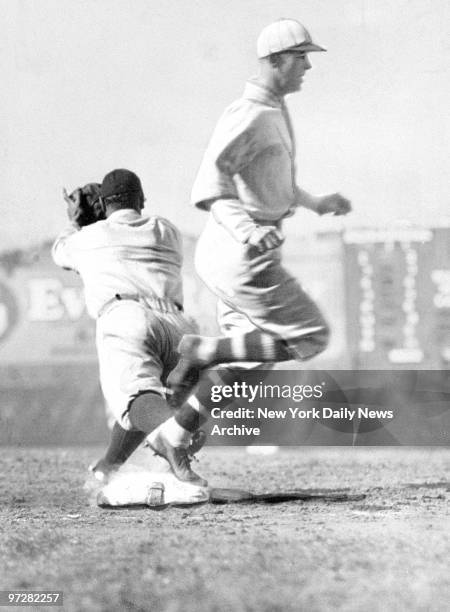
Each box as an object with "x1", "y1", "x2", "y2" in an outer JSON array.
[{"x1": 209, "y1": 487, "x2": 366, "y2": 504}]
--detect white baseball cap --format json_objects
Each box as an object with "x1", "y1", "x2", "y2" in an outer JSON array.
[{"x1": 257, "y1": 18, "x2": 326, "y2": 58}]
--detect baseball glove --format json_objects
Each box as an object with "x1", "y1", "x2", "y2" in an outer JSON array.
[{"x1": 63, "y1": 183, "x2": 104, "y2": 228}]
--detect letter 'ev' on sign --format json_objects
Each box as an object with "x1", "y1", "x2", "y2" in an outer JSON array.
[{"x1": 28, "y1": 278, "x2": 86, "y2": 321}]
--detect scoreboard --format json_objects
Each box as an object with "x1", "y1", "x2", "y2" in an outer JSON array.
[{"x1": 344, "y1": 226, "x2": 450, "y2": 369}]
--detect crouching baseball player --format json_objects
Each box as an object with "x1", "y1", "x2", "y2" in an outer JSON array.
[
  {"x1": 167, "y1": 18, "x2": 352, "y2": 427},
  {"x1": 52, "y1": 169, "x2": 207, "y2": 486}
]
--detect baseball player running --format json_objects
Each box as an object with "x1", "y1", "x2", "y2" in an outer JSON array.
[
  {"x1": 167, "y1": 18, "x2": 351, "y2": 428},
  {"x1": 52, "y1": 169, "x2": 207, "y2": 486}
]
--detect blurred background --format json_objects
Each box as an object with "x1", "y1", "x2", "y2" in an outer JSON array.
[{"x1": 1, "y1": 0, "x2": 448, "y2": 445}]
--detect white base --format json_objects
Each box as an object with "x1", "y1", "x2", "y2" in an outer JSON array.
[{"x1": 97, "y1": 470, "x2": 209, "y2": 507}]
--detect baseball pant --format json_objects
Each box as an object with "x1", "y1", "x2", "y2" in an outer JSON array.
[
  {"x1": 195, "y1": 214, "x2": 329, "y2": 360},
  {"x1": 96, "y1": 297, "x2": 195, "y2": 430}
]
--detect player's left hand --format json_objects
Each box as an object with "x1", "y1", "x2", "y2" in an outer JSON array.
[
  {"x1": 63, "y1": 183, "x2": 103, "y2": 228},
  {"x1": 317, "y1": 193, "x2": 351, "y2": 216},
  {"x1": 247, "y1": 226, "x2": 284, "y2": 253},
  {"x1": 63, "y1": 187, "x2": 83, "y2": 226}
]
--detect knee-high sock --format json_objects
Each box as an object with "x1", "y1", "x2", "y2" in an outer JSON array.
[
  {"x1": 102, "y1": 422, "x2": 146, "y2": 467},
  {"x1": 100, "y1": 391, "x2": 173, "y2": 468},
  {"x1": 128, "y1": 390, "x2": 193, "y2": 449},
  {"x1": 186, "y1": 330, "x2": 291, "y2": 367},
  {"x1": 128, "y1": 390, "x2": 172, "y2": 434},
  {"x1": 175, "y1": 368, "x2": 242, "y2": 433}
]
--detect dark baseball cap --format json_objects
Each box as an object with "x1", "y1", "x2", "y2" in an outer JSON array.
[{"x1": 100, "y1": 169, "x2": 143, "y2": 198}]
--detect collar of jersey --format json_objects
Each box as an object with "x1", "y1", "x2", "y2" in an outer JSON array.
[
  {"x1": 107, "y1": 209, "x2": 142, "y2": 223},
  {"x1": 243, "y1": 79, "x2": 283, "y2": 108}
]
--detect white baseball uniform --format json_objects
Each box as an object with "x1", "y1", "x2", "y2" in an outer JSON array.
[
  {"x1": 191, "y1": 79, "x2": 329, "y2": 359},
  {"x1": 52, "y1": 209, "x2": 195, "y2": 429}
]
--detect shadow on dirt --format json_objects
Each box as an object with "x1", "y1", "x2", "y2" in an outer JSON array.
[{"x1": 209, "y1": 487, "x2": 366, "y2": 504}]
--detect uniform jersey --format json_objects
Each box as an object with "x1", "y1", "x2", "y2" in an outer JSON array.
[
  {"x1": 52, "y1": 208, "x2": 193, "y2": 429},
  {"x1": 191, "y1": 80, "x2": 329, "y2": 362},
  {"x1": 52, "y1": 209, "x2": 183, "y2": 318},
  {"x1": 191, "y1": 79, "x2": 299, "y2": 222}
]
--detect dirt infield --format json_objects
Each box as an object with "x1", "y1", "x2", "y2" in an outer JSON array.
[{"x1": 0, "y1": 447, "x2": 448, "y2": 611}]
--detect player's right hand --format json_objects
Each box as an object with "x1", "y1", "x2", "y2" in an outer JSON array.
[
  {"x1": 247, "y1": 226, "x2": 284, "y2": 253},
  {"x1": 317, "y1": 193, "x2": 352, "y2": 216}
]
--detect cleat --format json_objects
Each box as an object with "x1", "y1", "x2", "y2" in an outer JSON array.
[
  {"x1": 89, "y1": 458, "x2": 120, "y2": 483},
  {"x1": 148, "y1": 431, "x2": 208, "y2": 487},
  {"x1": 84, "y1": 459, "x2": 119, "y2": 494},
  {"x1": 188, "y1": 429, "x2": 207, "y2": 457},
  {"x1": 167, "y1": 335, "x2": 208, "y2": 407},
  {"x1": 143, "y1": 429, "x2": 207, "y2": 457}
]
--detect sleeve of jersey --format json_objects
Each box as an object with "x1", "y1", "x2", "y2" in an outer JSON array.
[
  {"x1": 51, "y1": 224, "x2": 79, "y2": 271},
  {"x1": 191, "y1": 106, "x2": 266, "y2": 211}
]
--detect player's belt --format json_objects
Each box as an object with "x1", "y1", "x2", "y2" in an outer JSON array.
[
  {"x1": 254, "y1": 217, "x2": 283, "y2": 228},
  {"x1": 98, "y1": 293, "x2": 183, "y2": 317}
]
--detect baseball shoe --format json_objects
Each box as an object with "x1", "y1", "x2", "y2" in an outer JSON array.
[
  {"x1": 83, "y1": 459, "x2": 119, "y2": 495},
  {"x1": 148, "y1": 430, "x2": 208, "y2": 487},
  {"x1": 167, "y1": 335, "x2": 209, "y2": 407},
  {"x1": 143, "y1": 428, "x2": 206, "y2": 456},
  {"x1": 188, "y1": 429, "x2": 207, "y2": 457}
]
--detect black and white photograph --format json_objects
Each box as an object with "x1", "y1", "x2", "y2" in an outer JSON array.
[{"x1": 1, "y1": 1, "x2": 449, "y2": 610}]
